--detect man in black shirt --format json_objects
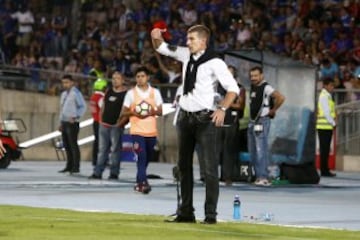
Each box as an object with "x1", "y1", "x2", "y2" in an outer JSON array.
[{"x1": 89, "y1": 71, "x2": 128, "y2": 180}]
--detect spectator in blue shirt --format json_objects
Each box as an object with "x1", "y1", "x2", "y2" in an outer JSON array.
[{"x1": 320, "y1": 58, "x2": 341, "y2": 80}]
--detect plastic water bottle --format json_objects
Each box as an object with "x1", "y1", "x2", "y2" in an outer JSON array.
[{"x1": 233, "y1": 195, "x2": 241, "y2": 220}]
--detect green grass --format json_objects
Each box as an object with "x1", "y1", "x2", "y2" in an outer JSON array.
[{"x1": 0, "y1": 205, "x2": 359, "y2": 240}]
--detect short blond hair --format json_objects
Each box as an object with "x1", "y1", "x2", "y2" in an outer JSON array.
[{"x1": 187, "y1": 25, "x2": 210, "y2": 40}]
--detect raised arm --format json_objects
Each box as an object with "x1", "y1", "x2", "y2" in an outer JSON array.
[
  {"x1": 151, "y1": 28, "x2": 165, "y2": 50},
  {"x1": 154, "y1": 52, "x2": 170, "y2": 76},
  {"x1": 151, "y1": 28, "x2": 189, "y2": 62}
]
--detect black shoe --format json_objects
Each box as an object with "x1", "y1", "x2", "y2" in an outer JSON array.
[
  {"x1": 200, "y1": 217, "x2": 217, "y2": 224},
  {"x1": 164, "y1": 215, "x2": 196, "y2": 223},
  {"x1": 88, "y1": 174, "x2": 102, "y2": 179},
  {"x1": 108, "y1": 174, "x2": 118, "y2": 180},
  {"x1": 58, "y1": 168, "x2": 70, "y2": 173},
  {"x1": 321, "y1": 171, "x2": 336, "y2": 177}
]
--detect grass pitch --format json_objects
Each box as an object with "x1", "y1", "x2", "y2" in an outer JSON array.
[{"x1": 0, "y1": 205, "x2": 359, "y2": 240}]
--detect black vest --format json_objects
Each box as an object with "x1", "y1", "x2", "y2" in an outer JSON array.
[
  {"x1": 249, "y1": 82, "x2": 273, "y2": 120},
  {"x1": 102, "y1": 88, "x2": 127, "y2": 125},
  {"x1": 217, "y1": 83, "x2": 244, "y2": 125}
]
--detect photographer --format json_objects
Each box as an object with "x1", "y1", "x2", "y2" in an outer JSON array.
[{"x1": 248, "y1": 66, "x2": 285, "y2": 186}]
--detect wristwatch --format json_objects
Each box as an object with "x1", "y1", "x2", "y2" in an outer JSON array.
[{"x1": 218, "y1": 106, "x2": 227, "y2": 112}]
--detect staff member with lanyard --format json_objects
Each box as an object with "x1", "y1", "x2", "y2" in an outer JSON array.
[{"x1": 151, "y1": 25, "x2": 239, "y2": 224}]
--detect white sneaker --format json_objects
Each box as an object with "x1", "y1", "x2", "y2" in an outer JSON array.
[{"x1": 254, "y1": 178, "x2": 271, "y2": 186}]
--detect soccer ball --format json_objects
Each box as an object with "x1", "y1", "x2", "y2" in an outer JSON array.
[{"x1": 135, "y1": 101, "x2": 152, "y2": 116}]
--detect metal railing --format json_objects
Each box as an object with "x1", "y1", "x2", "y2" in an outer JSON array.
[
  {"x1": 0, "y1": 64, "x2": 180, "y2": 102},
  {"x1": 336, "y1": 100, "x2": 360, "y2": 155}
]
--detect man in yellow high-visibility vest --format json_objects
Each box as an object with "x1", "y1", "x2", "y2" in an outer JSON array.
[{"x1": 316, "y1": 77, "x2": 336, "y2": 177}]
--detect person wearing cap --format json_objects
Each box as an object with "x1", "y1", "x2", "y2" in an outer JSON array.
[
  {"x1": 89, "y1": 71, "x2": 128, "y2": 180},
  {"x1": 58, "y1": 75, "x2": 87, "y2": 174},
  {"x1": 89, "y1": 79, "x2": 108, "y2": 166}
]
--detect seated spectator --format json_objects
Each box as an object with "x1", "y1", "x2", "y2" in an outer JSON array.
[
  {"x1": 64, "y1": 60, "x2": 80, "y2": 74},
  {"x1": 332, "y1": 29, "x2": 353, "y2": 60},
  {"x1": 214, "y1": 32, "x2": 230, "y2": 52},
  {"x1": 235, "y1": 19, "x2": 251, "y2": 49},
  {"x1": 270, "y1": 34, "x2": 286, "y2": 55},
  {"x1": 179, "y1": 2, "x2": 197, "y2": 26},
  {"x1": 27, "y1": 54, "x2": 42, "y2": 92},
  {"x1": 111, "y1": 49, "x2": 132, "y2": 77},
  {"x1": 320, "y1": 58, "x2": 341, "y2": 80},
  {"x1": 349, "y1": 37, "x2": 360, "y2": 63}
]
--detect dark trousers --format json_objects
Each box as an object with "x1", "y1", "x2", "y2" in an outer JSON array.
[
  {"x1": 92, "y1": 121, "x2": 99, "y2": 166},
  {"x1": 317, "y1": 129, "x2": 333, "y2": 173},
  {"x1": 218, "y1": 123, "x2": 239, "y2": 181},
  {"x1": 61, "y1": 121, "x2": 80, "y2": 171},
  {"x1": 177, "y1": 109, "x2": 219, "y2": 219},
  {"x1": 132, "y1": 135, "x2": 157, "y2": 183}
]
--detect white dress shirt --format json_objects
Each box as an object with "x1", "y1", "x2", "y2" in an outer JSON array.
[{"x1": 156, "y1": 42, "x2": 239, "y2": 112}]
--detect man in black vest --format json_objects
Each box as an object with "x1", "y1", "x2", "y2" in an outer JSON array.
[
  {"x1": 151, "y1": 25, "x2": 239, "y2": 224},
  {"x1": 248, "y1": 66, "x2": 285, "y2": 186}
]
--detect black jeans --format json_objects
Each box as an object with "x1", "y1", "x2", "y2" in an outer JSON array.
[
  {"x1": 177, "y1": 109, "x2": 219, "y2": 219},
  {"x1": 61, "y1": 121, "x2": 80, "y2": 171},
  {"x1": 218, "y1": 123, "x2": 240, "y2": 181},
  {"x1": 317, "y1": 129, "x2": 333, "y2": 173}
]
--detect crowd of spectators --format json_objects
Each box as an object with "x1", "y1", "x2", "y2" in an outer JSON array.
[{"x1": 1, "y1": 0, "x2": 360, "y2": 101}]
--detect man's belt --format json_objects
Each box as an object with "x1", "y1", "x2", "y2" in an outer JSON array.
[{"x1": 180, "y1": 109, "x2": 214, "y2": 116}]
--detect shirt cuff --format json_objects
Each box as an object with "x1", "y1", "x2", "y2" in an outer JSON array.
[{"x1": 157, "y1": 42, "x2": 168, "y2": 52}]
